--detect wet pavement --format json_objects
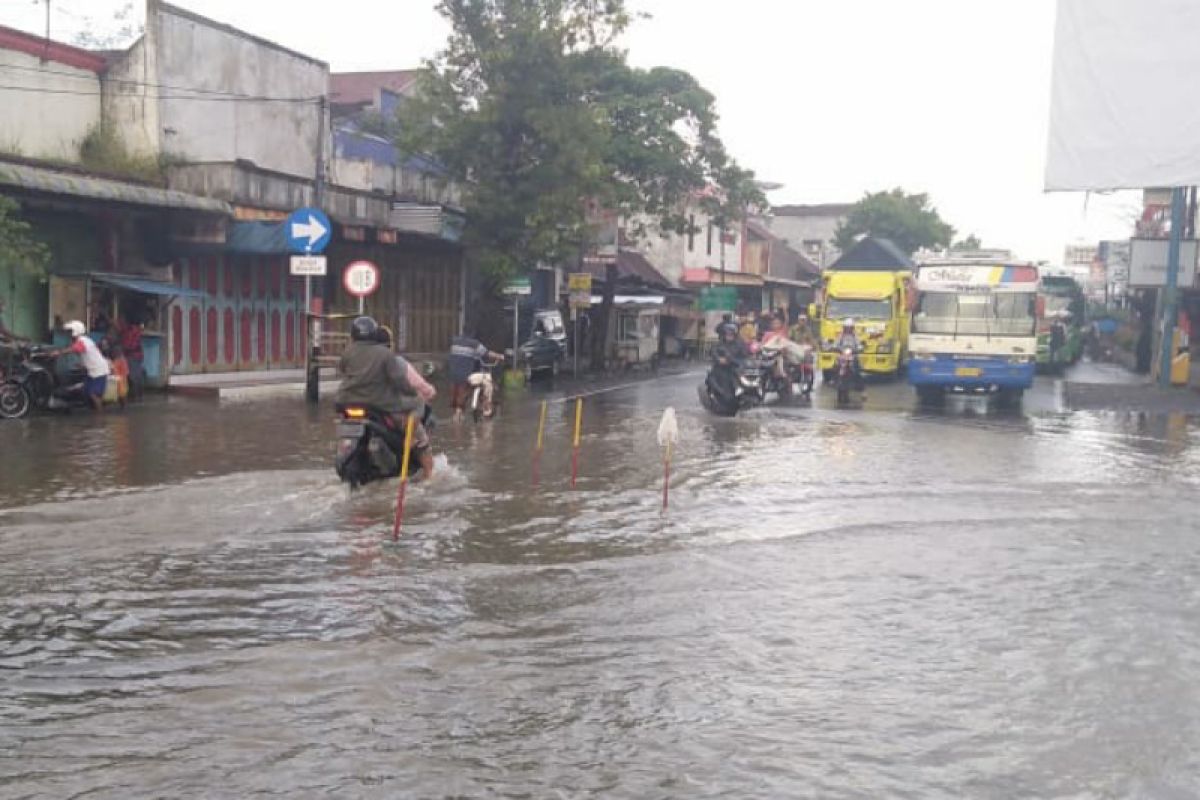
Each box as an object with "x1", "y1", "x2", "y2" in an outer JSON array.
[{"x1": 3, "y1": 364, "x2": 1200, "y2": 798}]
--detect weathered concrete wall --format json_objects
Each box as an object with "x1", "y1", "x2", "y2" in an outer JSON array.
[
  {"x1": 103, "y1": 35, "x2": 160, "y2": 158},
  {"x1": 0, "y1": 49, "x2": 100, "y2": 162},
  {"x1": 767, "y1": 213, "x2": 845, "y2": 268},
  {"x1": 153, "y1": 3, "x2": 328, "y2": 180},
  {"x1": 632, "y1": 205, "x2": 745, "y2": 287}
]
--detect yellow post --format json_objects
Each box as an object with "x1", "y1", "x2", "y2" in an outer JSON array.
[
  {"x1": 536, "y1": 400, "x2": 548, "y2": 450},
  {"x1": 532, "y1": 399, "x2": 548, "y2": 486},
  {"x1": 573, "y1": 397, "x2": 583, "y2": 448},
  {"x1": 399, "y1": 413, "x2": 416, "y2": 481},
  {"x1": 392, "y1": 413, "x2": 418, "y2": 540},
  {"x1": 570, "y1": 397, "x2": 583, "y2": 487}
]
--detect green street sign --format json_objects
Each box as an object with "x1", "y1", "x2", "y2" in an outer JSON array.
[
  {"x1": 503, "y1": 277, "x2": 532, "y2": 295},
  {"x1": 699, "y1": 286, "x2": 737, "y2": 311}
]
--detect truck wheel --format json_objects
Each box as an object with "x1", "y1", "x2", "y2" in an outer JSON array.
[
  {"x1": 916, "y1": 386, "x2": 943, "y2": 406},
  {"x1": 995, "y1": 388, "x2": 1023, "y2": 408}
]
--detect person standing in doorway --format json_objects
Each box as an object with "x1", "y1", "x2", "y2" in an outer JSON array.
[{"x1": 116, "y1": 314, "x2": 145, "y2": 399}]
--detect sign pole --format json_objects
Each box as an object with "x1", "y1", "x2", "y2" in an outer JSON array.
[
  {"x1": 1160, "y1": 187, "x2": 1187, "y2": 387},
  {"x1": 574, "y1": 313, "x2": 579, "y2": 379},
  {"x1": 304, "y1": 274, "x2": 317, "y2": 403},
  {"x1": 514, "y1": 300, "x2": 520, "y2": 375},
  {"x1": 358, "y1": 295, "x2": 364, "y2": 315}
]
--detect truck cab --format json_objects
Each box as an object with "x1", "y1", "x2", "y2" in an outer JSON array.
[{"x1": 817, "y1": 270, "x2": 911, "y2": 379}]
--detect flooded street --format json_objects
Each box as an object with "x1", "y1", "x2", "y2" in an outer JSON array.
[{"x1": 3, "y1": 370, "x2": 1200, "y2": 798}]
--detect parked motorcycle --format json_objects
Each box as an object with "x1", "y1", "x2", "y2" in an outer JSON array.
[
  {"x1": 699, "y1": 353, "x2": 765, "y2": 416},
  {"x1": 334, "y1": 404, "x2": 434, "y2": 489},
  {"x1": 0, "y1": 345, "x2": 91, "y2": 419}
]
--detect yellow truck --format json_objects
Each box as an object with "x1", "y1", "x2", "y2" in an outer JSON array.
[{"x1": 815, "y1": 270, "x2": 912, "y2": 380}]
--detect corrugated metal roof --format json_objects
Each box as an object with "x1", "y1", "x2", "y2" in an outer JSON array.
[{"x1": 0, "y1": 161, "x2": 231, "y2": 215}]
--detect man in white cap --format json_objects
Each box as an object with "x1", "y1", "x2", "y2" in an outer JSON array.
[{"x1": 57, "y1": 321, "x2": 110, "y2": 411}]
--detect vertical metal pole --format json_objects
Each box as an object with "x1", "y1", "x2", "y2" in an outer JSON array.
[
  {"x1": 358, "y1": 295, "x2": 364, "y2": 315},
  {"x1": 574, "y1": 311, "x2": 579, "y2": 378},
  {"x1": 304, "y1": 276, "x2": 318, "y2": 403},
  {"x1": 1159, "y1": 187, "x2": 1187, "y2": 387},
  {"x1": 513, "y1": 299, "x2": 520, "y2": 375}
]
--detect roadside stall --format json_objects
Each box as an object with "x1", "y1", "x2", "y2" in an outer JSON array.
[
  {"x1": 606, "y1": 295, "x2": 663, "y2": 371},
  {"x1": 49, "y1": 273, "x2": 206, "y2": 389}
]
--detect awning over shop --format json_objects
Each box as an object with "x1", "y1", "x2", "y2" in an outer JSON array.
[
  {"x1": 226, "y1": 220, "x2": 290, "y2": 254},
  {"x1": 72, "y1": 273, "x2": 208, "y2": 299},
  {"x1": 0, "y1": 161, "x2": 232, "y2": 215},
  {"x1": 763, "y1": 275, "x2": 814, "y2": 288},
  {"x1": 681, "y1": 268, "x2": 764, "y2": 287},
  {"x1": 588, "y1": 294, "x2": 664, "y2": 306}
]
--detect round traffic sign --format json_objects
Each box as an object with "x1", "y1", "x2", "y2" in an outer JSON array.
[{"x1": 343, "y1": 260, "x2": 380, "y2": 298}]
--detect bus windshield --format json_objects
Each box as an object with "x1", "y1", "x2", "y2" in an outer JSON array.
[
  {"x1": 826, "y1": 297, "x2": 892, "y2": 320},
  {"x1": 913, "y1": 292, "x2": 1037, "y2": 337}
]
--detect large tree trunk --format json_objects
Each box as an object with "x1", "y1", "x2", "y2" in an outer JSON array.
[{"x1": 591, "y1": 263, "x2": 618, "y2": 370}]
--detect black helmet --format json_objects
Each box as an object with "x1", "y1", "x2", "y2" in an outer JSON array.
[{"x1": 350, "y1": 315, "x2": 379, "y2": 341}]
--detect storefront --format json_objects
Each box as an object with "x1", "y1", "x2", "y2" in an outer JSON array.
[{"x1": 49, "y1": 273, "x2": 206, "y2": 388}]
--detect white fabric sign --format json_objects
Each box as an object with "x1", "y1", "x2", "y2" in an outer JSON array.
[{"x1": 1046, "y1": 0, "x2": 1200, "y2": 191}]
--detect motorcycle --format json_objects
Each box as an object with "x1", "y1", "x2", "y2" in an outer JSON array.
[
  {"x1": 0, "y1": 345, "x2": 92, "y2": 419},
  {"x1": 334, "y1": 404, "x2": 435, "y2": 489},
  {"x1": 760, "y1": 340, "x2": 815, "y2": 400},
  {"x1": 699, "y1": 351, "x2": 765, "y2": 416},
  {"x1": 831, "y1": 346, "x2": 863, "y2": 407},
  {"x1": 467, "y1": 355, "x2": 505, "y2": 423}
]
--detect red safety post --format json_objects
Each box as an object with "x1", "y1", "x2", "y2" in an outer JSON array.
[{"x1": 392, "y1": 413, "x2": 417, "y2": 541}]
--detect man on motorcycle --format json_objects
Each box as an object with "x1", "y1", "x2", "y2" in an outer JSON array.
[
  {"x1": 56, "y1": 320, "x2": 110, "y2": 411},
  {"x1": 833, "y1": 318, "x2": 865, "y2": 390},
  {"x1": 337, "y1": 315, "x2": 435, "y2": 478},
  {"x1": 448, "y1": 330, "x2": 503, "y2": 420}
]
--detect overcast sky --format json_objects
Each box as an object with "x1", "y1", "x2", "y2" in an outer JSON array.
[{"x1": 3, "y1": 0, "x2": 1137, "y2": 262}]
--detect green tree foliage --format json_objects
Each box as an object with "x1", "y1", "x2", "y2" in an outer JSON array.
[
  {"x1": 834, "y1": 188, "x2": 955, "y2": 256},
  {"x1": 0, "y1": 196, "x2": 49, "y2": 278},
  {"x1": 954, "y1": 233, "x2": 982, "y2": 251},
  {"x1": 398, "y1": 0, "x2": 762, "y2": 280}
]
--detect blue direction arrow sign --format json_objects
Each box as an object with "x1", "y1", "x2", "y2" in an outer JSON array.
[{"x1": 286, "y1": 207, "x2": 332, "y2": 254}]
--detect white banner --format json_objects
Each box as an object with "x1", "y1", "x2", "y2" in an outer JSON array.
[
  {"x1": 1128, "y1": 238, "x2": 1199, "y2": 288},
  {"x1": 1046, "y1": 0, "x2": 1200, "y2": 190}
]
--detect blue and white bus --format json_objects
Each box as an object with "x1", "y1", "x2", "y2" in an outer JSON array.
[{"x1": 907, "y1": 259, "x2": 1041, "y2": 404}]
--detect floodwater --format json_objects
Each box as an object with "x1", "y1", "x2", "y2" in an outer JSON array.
[{"x1": 3, "y1": 368, "x2": 1200, "y2": 798}]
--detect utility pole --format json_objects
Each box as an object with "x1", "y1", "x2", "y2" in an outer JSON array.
[
  {"x1": 42, "y1": 0, "x2": 50, "y2": 62},
  {"x1": 305, "y1": 95, "x2": 328, "y2": 404},
  {"x1": 1158, "y1": 186, "x2": 1187, "y2": 388}
]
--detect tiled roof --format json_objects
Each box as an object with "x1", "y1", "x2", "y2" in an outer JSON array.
[{"x1": 330, "y1": 70, "x2": 422, "y2": 106}]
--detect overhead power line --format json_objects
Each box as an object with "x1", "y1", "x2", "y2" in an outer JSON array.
[
  {"x1": 0, "y1": 63, "x2": 322, "y2": 102},
  {"x1": 0, "y1": 83, "x2": 322, "y2": 103}
]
